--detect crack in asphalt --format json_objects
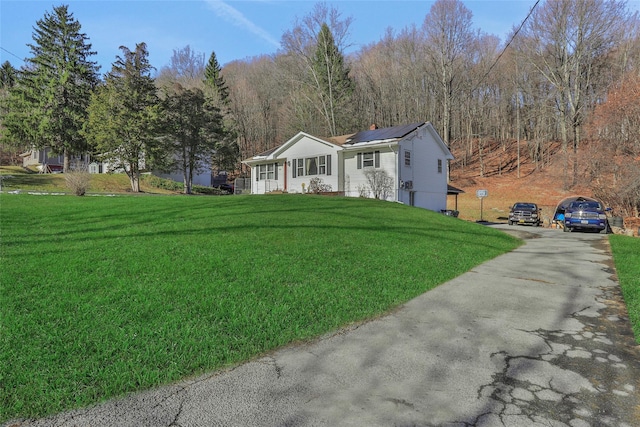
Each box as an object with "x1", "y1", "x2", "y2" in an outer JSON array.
[
  {"x1": 167, "y1": 398, "x2": 185, "y2": 427},
  {"x1": 453, "y1": 286, "x2": 640, "y2": 427}
]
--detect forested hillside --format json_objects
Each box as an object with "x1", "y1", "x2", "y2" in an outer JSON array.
[
  {"x1": 1, "y1": 0, "x2": 639, "y2": 215},
  {"x1": 219, "y1": 1, "x2": 640, "y2": 216}
]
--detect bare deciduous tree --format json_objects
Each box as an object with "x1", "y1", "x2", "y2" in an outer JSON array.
[
  {"x1": 156, "y1": 45, "x2": 205, "y2": 91},
  {"x1": 364, "y1": 169, "x2": 393, "y2": 200},
  {"x1": 516, "y1": 0, "x2": 629, "y2": 188},
  {"x1": 422, "y1": 0, "x2": 475, "y2": 147},
  {"x1": 281, "y1": 2, "x2": 355, "y2": 136},
  {"x1": 587, "y1": 73, "x2": 640, "y2": 216}
]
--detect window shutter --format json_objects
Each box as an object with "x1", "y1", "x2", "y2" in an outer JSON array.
[
  {"x1": 255, "y1": 166, "x2": 258, "y2": 181},
  {"x1": 374, "y1": 151, "x2": 380, "y2": 168},
  {"x1": 357, "y1": 153, "x2": 362, "y2": 169},
  {"x1": 274, "y1": 163, "x2": 278, "y2": 180},
  {"x1": 327, "y1": 155, "x2": 331, "y2": 175},
  {"x1": 292, "y1": 159, "x2": 296, "y2": 178}
]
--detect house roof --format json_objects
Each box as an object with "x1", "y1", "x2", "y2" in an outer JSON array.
[
  {"x1": 344, "y1": 122, "x2": 425, "y2": 145},
  {"x1": 447, "y1": 184, "x2": 465, "y2": 195},
  {"x1": 242, "y1": 122, "x2": 453, "y2": 163},
  {"x1": 243, "y1": 132, "x2": 343, "y2": 164},
  {"x1": 251, "y1": 145, "x2": 280, "y2": 159},
  {"x1": 317, "y1": 133, "x2": 354, "y2": 146}
]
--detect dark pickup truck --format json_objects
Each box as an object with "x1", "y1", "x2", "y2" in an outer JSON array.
[
  {"x1": 508, "y1": 202, "x2": 541, "y2": 226},
  {"x1": 563, "y1": 199, "x2": 608, "y2": 233}
]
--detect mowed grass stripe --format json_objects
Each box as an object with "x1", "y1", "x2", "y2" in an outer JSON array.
[
  {"x1": 609, "y1": 235, "x2": 640, "y2": 341},
  {"x1": 0, "y1": 194, "x2": 521, "y2": 421}
]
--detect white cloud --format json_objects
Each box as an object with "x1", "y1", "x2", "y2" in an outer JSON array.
[{"x1": 204, "y1": 0, "x2": 280, "y2": 48}]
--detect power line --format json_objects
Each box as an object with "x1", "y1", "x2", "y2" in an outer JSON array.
[
  {"x1": 0, "y1": 46, "x2": 26, "y2": 64},
  {"x1": 471, "y1": 0, "x2": 540, "y2": 93}
]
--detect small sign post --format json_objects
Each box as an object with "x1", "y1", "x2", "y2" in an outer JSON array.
[{"x1": 476, "y1": 189, "x2": 488, "y2": 222}]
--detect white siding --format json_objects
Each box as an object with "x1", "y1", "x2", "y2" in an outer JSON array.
[
  {"x1": 155, "y1": 171, "x2": 211, "y2": 187},
  {"x1": 343, "y1": 147, "x2": 398, "y2": 201},
  {"x1": 278, "y1": 136, "x2": 339, "y2": 194},
  {"x1": 242, "y1": 124, "x2": 452, "y2": 211},
  {"x1": 396, "y1": 127, "x2": 449, "y2": 212},
  {"x1": 251, "y1": 161, "x2": 284, "y2": 194},
  {"x1": 22, "y1": 148, "x2": 65, "y2": 167},
  {"x1": 247, "y1": 134, "x2": 340, "y2": 195}
]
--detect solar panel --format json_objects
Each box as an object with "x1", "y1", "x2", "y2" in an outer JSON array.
[{"x1": 345, "y1": 122, "x2": 425, "y2": 144}]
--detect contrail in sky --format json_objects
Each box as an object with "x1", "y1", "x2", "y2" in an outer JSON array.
[{"x1": 205, "y1": 0, "x2": 281, "y2": 48}]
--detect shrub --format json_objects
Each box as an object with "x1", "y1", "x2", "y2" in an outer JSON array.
[
  {"x1": 363, "y1": 169, "x2": 393, "y2": 199},
  {"x1": 141, "y1": 174, "x2": 183, "y2": 191},
  {"x1": 65, "y1": 168, "x2": 91, "y2": 196},
  {"x1": 308, "y1": 177, "x2": 332, "y2": 194},
  {"x1": 357, "y1": 184, "x2": 369, "y2": 198},
  {"x1": 141, "y1": 174, "x2": 229, "y2": 195}
]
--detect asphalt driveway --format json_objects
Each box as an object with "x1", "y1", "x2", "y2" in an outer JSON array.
[{"x1": 7, "y1": 225, "x2": 640, "y2": 427}]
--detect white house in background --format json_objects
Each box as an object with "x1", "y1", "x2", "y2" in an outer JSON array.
[
  {"x1": 21, "y1": 146, "x2": 216, "y2": 187},
  {"x1": 242, "y1": 122, "x2": 454, "y2": 212},
  {"x1": 21, "y1": 147, "x2": 91, "y2": 173},
  {"x1": 153, "y1": 169, "x2": 213, "y2": 187}
]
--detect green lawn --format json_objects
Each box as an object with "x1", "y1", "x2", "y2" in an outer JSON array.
[
  {"x1": 0, "y1": 193, "x2": 521, "y2": 421},
  {"x1": 609, "y1": 235, "x2": 640, "y2": 341},
  {"x1": 0, "y1": 166, "x2": 181, "y2": 194}
]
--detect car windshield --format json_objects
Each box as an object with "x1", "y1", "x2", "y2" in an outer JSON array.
[
  {"x1": 569, "y1": 201, "x2": 601, "y2": 210},
  {"x1": 514, "y1": 203, "x2": 535, "y2": 209}
]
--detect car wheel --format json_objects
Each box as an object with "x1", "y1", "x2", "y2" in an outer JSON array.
[
  {"x1": 508, "y1": 221, "x2": 513, "y2": 226},
  {"x1": 563, "y1": 223, "x2": 570, "y2": 232}
]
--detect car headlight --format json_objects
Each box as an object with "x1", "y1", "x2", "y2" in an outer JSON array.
[
  {"x1": 599, "y1": 214, "x2": 607, "y2": 219},
  {"x1": 565, "y1": 212, "x2": 572, "y2": 218},
  {"x1": 531, "y1": 213, "x2": 538, "y2": 218}
]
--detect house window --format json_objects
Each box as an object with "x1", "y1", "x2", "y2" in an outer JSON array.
[
  {"x1": 296, "y1": 159, "x2": 304, "y2": 177},
  {"x1": 437, "y1": 159, "x2": 443, "y2": 173},
  {"x1": 357, "y1": 151, "x2": 380, "y2": 169},
  {"x1": 363, "y1": 152, "x2": 374, "y2": 168},
  {"x1": 404, "y1": 150, "x2": 411, "y2": 167},
  {"x1": 293, "y1": 155, "x2": 331, "y2": 177},
  {"x1": 258, "y1": 163, "x2": 276, "y2": 180},
  {"x1": 305, "y1": 157, "x2": 318, "y2": 175}
]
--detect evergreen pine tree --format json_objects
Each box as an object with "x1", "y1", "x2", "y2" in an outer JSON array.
[
  {"x1": 0, "y1": 61, "x2": 20, "y2": 163},
  {"x1": 203, "y1": 51, "x2": 239, "y2": 173},
  {"x1": 204, "y1": 51, "x2": 229, "y2": 104},
  {"x1": 310, "y1": 23, "x2": 355, "y2": 136},
  {"x1": 2, "y1": 5, "x2": 99, "y2": 171},
  {"x1": 85, "y1": 43, "x2": 162, "y2": 192},
  {"x1": 159, "y1": 85, "x2": 223, "y2": 194},
  {"x1": 0, "y1": 61, "x2": 17, "y2": 89}
]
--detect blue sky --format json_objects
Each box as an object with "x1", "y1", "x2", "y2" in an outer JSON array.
[{"x1": 2, "y1": 0, "x2": 633, "y2": 76}]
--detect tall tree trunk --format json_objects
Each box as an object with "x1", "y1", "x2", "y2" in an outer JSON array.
[
  {"x1": 572, "y1": 123, "x2": 580, "y2": 187},
  {"x1": 63, "y1": 148, "x2": 70, "y2": 173},
  {"x1": 128, "y1": 168, "x2": 140, "y2": 192}
]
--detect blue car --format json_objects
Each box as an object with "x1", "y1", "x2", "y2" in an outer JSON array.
[{"x1": 563, "y1": 199, "x2": 608, "y2": 233}]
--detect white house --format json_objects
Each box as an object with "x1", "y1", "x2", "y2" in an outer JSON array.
[
  {"x1": 153, "y1": 169, "x2": 213, "y2": 187},
  {"x1": 241, "y1": 132, "x2": 342, "y2": 195},
  {"x1": 21, "y1": 147, "x2": 90, "y2": 173},
  {"x1": 22, "y1": 146, "x2": 216, "y2": 187},
  {"x1": 242, "y1": 122, "x2": 454, "y2": 212}
]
